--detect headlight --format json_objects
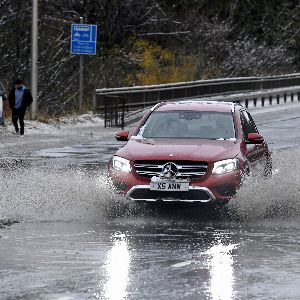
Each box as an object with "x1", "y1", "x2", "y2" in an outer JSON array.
[
  {"x1": 112, "y1": 156, "x2": 132, "y2": 173},
  {"x1": 212, "y1": 158, "x2": 238, "y2": 175}
]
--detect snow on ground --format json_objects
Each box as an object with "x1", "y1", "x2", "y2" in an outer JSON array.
[
  {"x1": 0, "y1": 112, "x2": 104, "y2": 137},
  {"x1": 0, "y1": 112, "x2": 116, "y2": 156}
]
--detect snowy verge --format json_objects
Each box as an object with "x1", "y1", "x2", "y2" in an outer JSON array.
[{"x1": 0, "y1": 112, "x2": 105, "y2": 136}]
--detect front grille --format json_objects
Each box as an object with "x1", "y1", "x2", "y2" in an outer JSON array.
[{"x1": 134, "y1": 160, "x2": 208, "y2": 179}]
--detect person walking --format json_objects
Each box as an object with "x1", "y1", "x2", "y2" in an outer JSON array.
[
  {"x1": 0, "y1": 92, "x2": 7, "y2": 126},
  {"x1": 0, "y1": 82, "x2": 7, "y2": 126},
  {"x1": 8, "y1": 79, "x2": 33, "y2": 135}
]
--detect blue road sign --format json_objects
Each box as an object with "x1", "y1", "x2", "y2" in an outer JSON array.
[{"x1": 71, "y1": 24, "x2": 97, "y2": 55}]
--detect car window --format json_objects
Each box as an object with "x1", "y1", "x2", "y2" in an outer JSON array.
[
  {"x1": 240, "y1": 110, "x2": 258, "y2": 138},
  {"x1": 139, "y1": 111, "x2": 236, "y2": 139}
]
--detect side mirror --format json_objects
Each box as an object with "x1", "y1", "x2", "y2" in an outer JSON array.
[
  {"x1": 115, "y1": 130, "x2": 129, "y2": 141},
  {"x1": 246, "y1": 133, "x2": 264, "y2": 144}
]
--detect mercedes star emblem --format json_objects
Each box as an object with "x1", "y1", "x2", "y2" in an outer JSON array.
[{"x1": 161, "y1": 162, "x2": 178, "y2": 179}]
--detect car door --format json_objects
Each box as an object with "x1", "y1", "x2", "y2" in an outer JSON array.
[{"x1": 240, "y1": 109, "x2": 267, "y2": 174}]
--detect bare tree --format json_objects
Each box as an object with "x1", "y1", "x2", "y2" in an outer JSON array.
[{"x1": 0, "y1": 0, "x2": 298, "y2": 116}]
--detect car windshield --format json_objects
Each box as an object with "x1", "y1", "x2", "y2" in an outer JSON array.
[{"x1": 139, "y1": 111, "x2": 236, "y2": 139}]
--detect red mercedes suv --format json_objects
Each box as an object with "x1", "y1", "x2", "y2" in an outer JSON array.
[{"x1": 108, "y1": 101, "x2": 272, "y2": 204}]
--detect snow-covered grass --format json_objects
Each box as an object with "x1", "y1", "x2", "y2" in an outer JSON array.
[{"x1": 0, "y1": 112, "x2": 105, "y2": 136}]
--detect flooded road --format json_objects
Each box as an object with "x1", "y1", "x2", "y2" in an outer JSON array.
[
  {"x1": 0, "y1": 105, "x2": 300, "y2": 300},
  {"x1": 1, "y1": 216, "x2": 299, "y2": 300}
]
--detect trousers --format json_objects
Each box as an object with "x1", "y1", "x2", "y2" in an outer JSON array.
[{"x1": 12, "y1": 108, "x2": 26, "y2": 134}]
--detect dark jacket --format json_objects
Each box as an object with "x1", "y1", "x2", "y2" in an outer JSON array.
[{"x1": 8, "y1": 87, "x2": 33, "y2": 109}]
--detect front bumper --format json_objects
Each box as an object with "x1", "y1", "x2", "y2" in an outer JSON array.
[
  {"x1": 109, "y1": 167, "x2": 242, "y2": 203},
  {"x1": 126, "y1": 185, "x2": 216, "y2": 202}
]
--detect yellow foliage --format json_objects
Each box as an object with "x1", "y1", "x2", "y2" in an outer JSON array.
[{"x1": 126, "y1": 39, "x2": 197, "y2": 86}]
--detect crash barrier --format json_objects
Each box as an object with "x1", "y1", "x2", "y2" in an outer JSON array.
[
  {"x1": 123, "y1": 86, "x2": 300, "y2": 127},
  {"x1": 95, "y1": 73, "x2": 300, "y2": 128}
]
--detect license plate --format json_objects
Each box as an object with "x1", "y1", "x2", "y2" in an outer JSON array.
[{"x1": 150, "y1": 180, "x2": 189, "y2": 191}]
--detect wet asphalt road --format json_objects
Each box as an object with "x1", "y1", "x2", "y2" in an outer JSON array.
[
  {"x1": 0, "y1": 216, "x2": 299, "y2": 300},
  {"x1": 0, "y1": 104, "x2": 300, "y2": 300}
]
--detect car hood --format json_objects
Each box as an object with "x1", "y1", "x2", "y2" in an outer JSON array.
[{"x1": 115, "y1": 138, "x2": 239, "y2": 163}]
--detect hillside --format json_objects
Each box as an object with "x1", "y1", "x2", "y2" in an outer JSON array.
[{"x1": 0, "y1": 0, "x2": 299, "y2": 115}]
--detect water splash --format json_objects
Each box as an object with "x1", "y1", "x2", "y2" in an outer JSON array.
[
  {"x1": 228, "y1": 148, "x2": 300, "y2": 220},
  {"x1": 0, "y1": 163, "x2": 127, "y2": 222},
  {"x1": 0, "y1": 148, "x2": 299, "y2": 223}
]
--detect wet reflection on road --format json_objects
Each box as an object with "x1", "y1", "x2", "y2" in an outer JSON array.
[
  {"x1": 206, "y1": 243, "x2": 236, "y2": 300},
  {"x1": 32, "y1": 141, "x2": 124, "y2": 167},
  {"x1": 0, "y1": 213, "x2": 300, "y2": 299},
  {"x1": 103, "y1": 233, "x2": 130, "y2": 300}
]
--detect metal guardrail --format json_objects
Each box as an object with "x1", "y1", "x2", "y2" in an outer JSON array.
[
  {"x1": 95, "y1": 73, "x2": 300, "y2": 128},
  {"x1": 124, "y1": 86, "x2": 300, "y2": 127}
]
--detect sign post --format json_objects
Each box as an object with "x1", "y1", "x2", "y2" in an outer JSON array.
[
  {"x1": 31, "y1": 0, "x2": 38, "y2": 119},
  {"x1": 79, "y1": 17, "x2": 84, "y2": 114},
  {"x1": 71, "y1": 20, "x2": 97, "y2": 113}
]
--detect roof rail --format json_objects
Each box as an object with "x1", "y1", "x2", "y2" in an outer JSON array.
[{"x1": 150, "y1": 101, "x2": 166, "y2": 112}]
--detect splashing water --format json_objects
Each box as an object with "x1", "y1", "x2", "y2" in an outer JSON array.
[
  {"x1": 0, "y1": 149, "x2": 299, "y2": 223},
  {"x1": 0, "y1": 163, "x2": 129, "y2": 222},
  {"x1": 228, "y1": 148, "x2": 300, "y2": 220}
]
